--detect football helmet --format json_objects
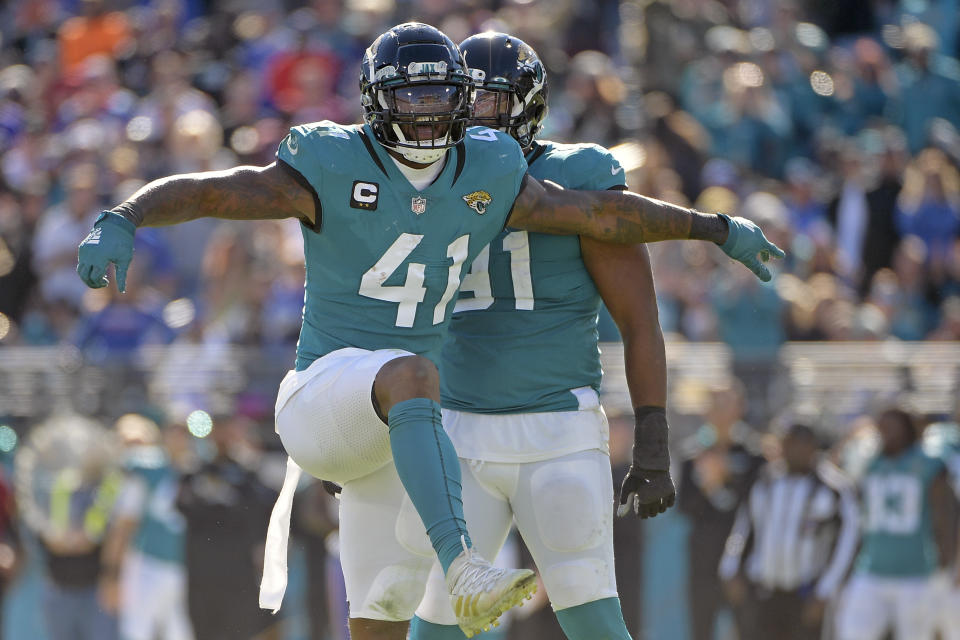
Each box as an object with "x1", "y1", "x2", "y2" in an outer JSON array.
[
  {"x1": 459, "y1": 32, "x2": 548, "y2": 149},
  {"x1": 360, "y1": 23, "x2": 472, "y2": 164}
]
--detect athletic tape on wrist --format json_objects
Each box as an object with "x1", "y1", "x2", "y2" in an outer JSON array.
[
  {"x1": 110, "y1": 202, "x2": 145, "y2": 227},
  {"x1": 633, "y1": 406, "x2": 670, "y2": 471}
]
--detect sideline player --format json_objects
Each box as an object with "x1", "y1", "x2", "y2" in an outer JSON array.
[
  {"x1": 76, "y1": 23, "x2": 782, "y2": 639},
  {"x1": 836, "y1": 408, "x2": 955, "y2": 640},
  {"x1": 409, "y1": 32, "x2": 668, "y2": 640}
]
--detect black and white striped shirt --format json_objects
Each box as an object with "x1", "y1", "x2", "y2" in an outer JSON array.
[{"x1": 718, "y1": 459, "x2": 860, "y2": 599}]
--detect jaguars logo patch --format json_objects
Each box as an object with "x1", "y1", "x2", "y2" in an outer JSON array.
[{"x1": 462, "y1": 190, "x2": 492, "y2": 215}]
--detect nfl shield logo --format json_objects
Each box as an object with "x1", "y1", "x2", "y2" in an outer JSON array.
[{"x1": 411, "y1": 196, "x2": 427, "y2": 214}]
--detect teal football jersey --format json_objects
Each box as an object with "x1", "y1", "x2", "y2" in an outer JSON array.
[
  {"x1": 856, "y1": 444, "x2": 945, "y2": 576},
  {"x1": 126, "y1": 447, "x2": 184, "y2": 564},
  {"x1": 277, "y1": 122, "x2": 527, "y2": 370},
  {"x1": 441, "y1": 141, "x2": 626, "y2": 413}
]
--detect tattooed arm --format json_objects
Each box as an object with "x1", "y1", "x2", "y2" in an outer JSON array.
[
  {"x1": 507, "y1": 174, "x2": 785, "y2": 280},
  {"x1": 77, "y1": 162, "x2": 317, "y2": 290},
  {"x1": 110, "y1": 162, "x2": 317, "y2": 227},
  {"x1": 508, "y1": 174, "x2": 727, "y2": 243}
]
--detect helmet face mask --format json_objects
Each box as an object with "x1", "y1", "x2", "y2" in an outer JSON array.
[
  {"x1": 360, "y1": 24, "x2": 473, "y2": 164},
  {"x1": 460, "y1": 33, "x2": 549, "y2": 149},
  {"x1": 387, "y1": 83, "x2": 468, "y2": 148}
]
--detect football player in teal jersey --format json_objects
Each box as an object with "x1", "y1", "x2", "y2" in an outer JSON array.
[
  {"x1": 409, "y1": 32, "x2": 669, "y2": 640},
  {"x1": 836, "y1": 408, "x2": 956, "y2": 640},
  {"x1": 76, "y1": 22, "x2": 782, "y2": 640}
]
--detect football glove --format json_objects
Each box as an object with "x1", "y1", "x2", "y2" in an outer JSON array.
[
  {"x1": 618, "y1": 406, "x2": 676, "y2": 519},
  {"x1": 77, "y1": 211, "x2": 136, "y2": 292},
  {"x1": 718, "y1": 213, "x2": 785, "y2": 282}
]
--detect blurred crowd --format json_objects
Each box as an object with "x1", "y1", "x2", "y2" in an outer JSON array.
[{"x1": 1, "y1": 0, "x2": 960, "y2": 639}]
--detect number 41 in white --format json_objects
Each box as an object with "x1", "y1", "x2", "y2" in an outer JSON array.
[{"x1": 359, "y1": 233, "x2": 470, "y2": 328}]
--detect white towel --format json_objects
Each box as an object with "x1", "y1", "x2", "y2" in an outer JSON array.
[{"x1": 259, "y1": 456, "x2": 302, "y2": 613}]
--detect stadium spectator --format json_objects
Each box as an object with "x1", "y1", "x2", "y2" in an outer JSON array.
[
  {"x1": 175, "y1": 413, "x2": 277, "y2": 640},
  {"x1": 678, "y1": 379, "x2": 764, "y2": 640},
  {"x1": 57, "y1": 0, "x2": 131, "y2": 79},
  {"x1": 827, "y1": 141, "x2": 872, "y2": 285},
  {"x1": 895, "y1": 148, "x2": 960, "y2": 271},
  {"x1": 713, "y1": 192, "x2": 788, "y2": 423},
  {"x1": 102, "y1": 413, "x2": 194, "y2": 640},
  {"x1": 782, "y1": 157, "x2": 828, "y2": 237},
  {"x1": 835, "y1": 407, "x2": 956, "y2": 640},
  {"x1": 893, "y1": 23, "x2": 960, "y2": 153},
  {"x1": 71, "y1": 260, "x2": 176, "y2": 363},
  {"x1": 719, "y1": 424, "x2": 860, "y2": 640},
  {"x1": 861, "y1": 130, "x2": 907, "y2": 294},
  {"x1": 14, "y1": 415, "x2": 122, "y2": 640}
]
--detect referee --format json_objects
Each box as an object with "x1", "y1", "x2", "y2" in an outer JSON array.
[{"x1": 719, "y1": 424, "x2": 860, "y2": 640}]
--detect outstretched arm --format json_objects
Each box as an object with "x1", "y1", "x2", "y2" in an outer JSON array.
[
  {"x1": 508, "y1": 174, "x2": 784, "y2": 280},
  {"x1": 77, "y1": 162, "x2": 316, "y2": 290},
  {"x1": 510, "y1": 175, "x2": 727, "y2": 243},
  {"x1": 109, "y1": 162, "x2": 316, "y2": 227}
]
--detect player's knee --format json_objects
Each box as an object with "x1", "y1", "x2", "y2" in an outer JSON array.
[
  {"x1": 530, "y1": 462, "x2": 606, "y2": 553},
  {"x1": 375, "y1": 355, "x2": 440, "y2": 412}
]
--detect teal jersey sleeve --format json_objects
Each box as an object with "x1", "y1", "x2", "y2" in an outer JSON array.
[
  {"x1": 558, "y1": 143, "x2": 627, "y2": 191},
  {"x1": 855, "y1": 446, "x2": 944, "y2": 577},
  {"x1": 285, "y1": 123, "x2": 528, "y2": 370},
  {"x1": 277, "y1": 121, "x2": 359, "y2": 203},
  {"x1": 441, "y1": 140, "x2": 624, "y2": 414}
]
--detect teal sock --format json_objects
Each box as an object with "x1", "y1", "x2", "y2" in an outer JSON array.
[
  {"x1": 555, "y1": 598, "x2": 633, "y2": 640},
  {"x1": 409, "y1": 615, "x2": 468, "y2": 639},
  {"x1": 388, "y1": 398, "x2": 470, "y2": 573}
]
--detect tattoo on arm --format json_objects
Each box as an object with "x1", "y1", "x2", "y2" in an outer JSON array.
[
  {"x1": 508, "y1": 177, "x2": 730, "y2": 245},
  {"x1": 110, "y1": 162, "x2": 316, "y2": 227}
]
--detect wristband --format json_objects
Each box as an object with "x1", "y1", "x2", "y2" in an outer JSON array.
[
  {"x1": 109, "y1": 201, "x2": 145, "y2": 228},
  {"x1": 633, "y1": 406, "x2": 669, "y2": 471},
  {"x1": 716, "y1": 213, "x2": 733, "y2": 249},
  {"x1": 95, "y1": 211, "x2": 137, "y2": 236}
]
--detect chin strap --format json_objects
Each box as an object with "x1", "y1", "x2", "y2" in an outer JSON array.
[{"x1": 396, "y1": 145, "x2": 447, "y2": 164}]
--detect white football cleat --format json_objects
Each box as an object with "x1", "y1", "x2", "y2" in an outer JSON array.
[{"x1": 446, "y1": 537, "x2": 537, "y2": 638}]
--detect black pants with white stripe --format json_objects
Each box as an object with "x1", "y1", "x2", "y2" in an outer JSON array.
[{"x1": 745, "y1": 588, "x2": 822, "y2": 640}]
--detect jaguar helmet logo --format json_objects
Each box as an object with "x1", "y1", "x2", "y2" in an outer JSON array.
[{"x1": 462, "y1": 190, "x2": 492, "y2": 215}]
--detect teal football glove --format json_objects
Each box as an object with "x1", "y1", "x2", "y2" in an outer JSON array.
[
  {"x1": 77, "y1": 211, "x2": 136, "y2": 292},
  {"x1": 718, "y1": 213, "x2": 786, "y2": 282}
]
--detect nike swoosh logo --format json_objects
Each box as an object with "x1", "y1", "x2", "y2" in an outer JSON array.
[{"x1": 611, "y1": 165, "x2": 623, "y2": 175}]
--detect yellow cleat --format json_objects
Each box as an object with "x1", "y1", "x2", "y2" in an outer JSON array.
[{"x1": 447, "y1": 538, "x2": 537, "y2": 637}]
